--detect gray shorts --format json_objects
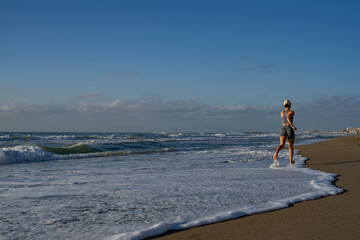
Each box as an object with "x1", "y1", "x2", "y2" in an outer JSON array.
[{"x1": 280, "y1": 125, "x2": 295, "y2": 139}]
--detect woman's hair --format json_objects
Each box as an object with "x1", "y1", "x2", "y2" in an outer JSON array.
[{"x1": 283, "y1": 99, "x2": 291, "y2": 108}]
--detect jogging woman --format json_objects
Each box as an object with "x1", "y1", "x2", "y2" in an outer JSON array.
[{"x1": 273, "y1": 99, "x2": 297, "y2": 165}]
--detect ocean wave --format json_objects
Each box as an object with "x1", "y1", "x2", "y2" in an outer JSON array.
[
  {"x1": 0, "y1": 145, "x2": 55, "y2": 164},
  {"x1": 0, "y1": 142, "x2": 171, "y2": 165},
  {"x1": 39, "y1": 142, "x2": 101, "y2": 155}
]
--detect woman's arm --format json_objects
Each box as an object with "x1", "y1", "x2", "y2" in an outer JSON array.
[{"x1": 287, "y1": 111, "x2": 297, "y2": 130}]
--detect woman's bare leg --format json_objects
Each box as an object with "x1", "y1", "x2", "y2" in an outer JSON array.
[
  {"x1": 274, "y1": 136, "x2": 286, "y2": 161},
  {"x1": 288, "y1": 138, "x2": 295, "y2": 164}
]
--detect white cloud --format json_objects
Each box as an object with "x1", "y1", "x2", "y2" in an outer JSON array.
[
  {"x1": 109, "y1": 99, "x2": 122, "y2": 108},
  {"x1": 0, "y1": 95, "x2": 359, "y2": 132}
]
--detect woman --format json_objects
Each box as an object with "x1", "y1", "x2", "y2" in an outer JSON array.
[{"x1": 273, "y1": 99, "x2": 297, "y2": 165}]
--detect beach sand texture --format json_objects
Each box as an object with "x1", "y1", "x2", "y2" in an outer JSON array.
[{"x1": 152, "y1": 135, "x2": 360, "y2": 240}]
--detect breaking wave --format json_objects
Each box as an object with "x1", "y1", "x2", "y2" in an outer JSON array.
[{"x1": 0, "y1": 142, "x2": 171, "y2": 165}]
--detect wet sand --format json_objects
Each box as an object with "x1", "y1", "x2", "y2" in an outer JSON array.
[{"x1": 152, "y1": 135, "x2": 360, "y2": 240}]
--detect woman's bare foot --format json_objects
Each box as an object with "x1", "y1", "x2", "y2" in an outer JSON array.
[{"x1": 290, "y1": 160, "x2": 295, "y2": 164}]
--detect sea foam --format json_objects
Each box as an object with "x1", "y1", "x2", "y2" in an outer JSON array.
[{"x1": 106, "y1": 152, "x2": 343, "y2": 240}]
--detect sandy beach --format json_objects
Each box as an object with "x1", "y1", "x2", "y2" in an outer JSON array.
[{"x1": 152, "y1": 134, "x2": 360, "y2": 240}]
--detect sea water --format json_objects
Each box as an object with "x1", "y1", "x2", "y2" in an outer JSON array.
[{"x1": 0, "y1": 132, "x2": 345, "y2": 240}]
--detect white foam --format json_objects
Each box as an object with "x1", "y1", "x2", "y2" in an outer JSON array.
[
  {"x1": 269, "y1": 160, "x2": 281, "y2": 168},
  {"x1": 213, "y1": 133, "x2": 226, "y2": 137},
  {"x1": 0, "y1": 145, "x2": 55, "y2": 164},
  {"x1": 0, "y1": 135, "x2": 12, "y2": 140},
  {"x1": 107, "y1": 222, "x2": 178, "y2": 240},
  {"x1": 107, "y1": 152, "x2": 343, "y2": 240},
  {"x1": 37, "y1": 135, "x2": 78, "y2": 140}
]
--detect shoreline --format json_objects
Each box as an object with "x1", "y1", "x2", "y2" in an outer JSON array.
[{"x1": 151, "y1": 135, "x2": 360, "y2": 240}]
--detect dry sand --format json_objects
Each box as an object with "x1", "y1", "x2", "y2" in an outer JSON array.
[{"x1": 151, "y1": 135, "x2": 360, "y2": 240}]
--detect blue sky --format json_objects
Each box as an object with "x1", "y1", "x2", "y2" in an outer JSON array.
[{"x1": 0, "y1": 0, "x2": 359, "y2": 132}]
